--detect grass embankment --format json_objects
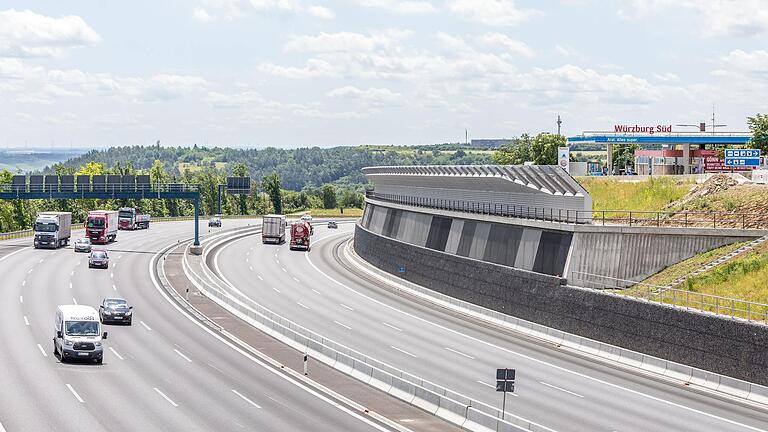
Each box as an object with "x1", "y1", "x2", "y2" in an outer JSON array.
[
  {"x1": 288, "y1": 208, "x2": 363, "y2": 218},
  {"x1": 577, "y1": 177, "x2": 694, "y2": 215},
  {"x1": 640, "y1": 241, "x2": 748, "y2": 287}
]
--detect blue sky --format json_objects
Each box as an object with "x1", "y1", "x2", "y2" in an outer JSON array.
[{"x1": 1, "y1": 0, "x2": 767, "y2": 148}]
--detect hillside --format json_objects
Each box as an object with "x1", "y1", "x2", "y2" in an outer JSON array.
[{"x1": 53, "y1": 145, "x2": 493, "y2": 191}]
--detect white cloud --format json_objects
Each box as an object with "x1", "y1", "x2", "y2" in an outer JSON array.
[
  {"x1": 618, "y1": 0, "x2": 768, "y2": 37},
  {"x1": 350, "y1": 0, "x2": 436, "y2": 14},
  {"x1": 138, "y1": 74, "x2": 208, "y2": 102},
  {"x1": 284, "y1": 30, "x2": 412, "y2": 53},
  {"x1": 555, "y1": 44, "x2": 580, "y2": 58},
  {"x1": 719, "y1": 49, "x2": 768, "y2": 74},
  {"x1": 477, "y1": 33, "x2": 534, "y2": 58},
  {"x1": 326, "y1": 85, "x2": 404, "y2": 106},
  {"x1": 193, "y1": 7, "x2": 212, "y2": 22},
  {"x1": 653, "y1": 72, "x2": 680, "y2": 82},
  {"x1": 193, "y1": 0, "x2": 334, "y2": 21},
  {"x1": 0, "y1": 9, "x2": 100, "y2": 58},
  {"x1": 448, "y1": 0, "x2": 539, "y2": 26}
]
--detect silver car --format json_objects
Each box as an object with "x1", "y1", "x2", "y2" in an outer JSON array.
[{"x1": 74, "y1": 238, "x2": 92, "y2": 253}]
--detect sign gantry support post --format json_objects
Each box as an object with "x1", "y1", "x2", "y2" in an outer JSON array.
[{"x1": 495, "y1": 368, "x2": 516, "y2": 421}]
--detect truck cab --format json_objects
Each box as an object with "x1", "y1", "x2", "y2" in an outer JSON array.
[
  {"x1": 53, "y1": 305, "x2": 107, "y2": 364},
  {"x1": 34, "y1": 212, "x2": 72, "y2": 249}
]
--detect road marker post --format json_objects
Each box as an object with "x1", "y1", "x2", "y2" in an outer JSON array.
[{"x1": 304, "y1": 353, "x2": 308, "y2": 376}]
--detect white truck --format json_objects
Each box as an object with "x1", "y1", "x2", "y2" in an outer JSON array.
[
  {"x1": 34, "y1": 212, "x2": 72, "y2": 249},
  {"x1": 262, "y1": 214, "x2": 286, "y2": 244},
  {"x1": 53, "y1": 305, "x2": 107, "y2": 364}
]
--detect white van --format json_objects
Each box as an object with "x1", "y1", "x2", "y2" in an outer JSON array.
[{"x1": 54, "y1": 305, "x2": 107, "y2": 364}]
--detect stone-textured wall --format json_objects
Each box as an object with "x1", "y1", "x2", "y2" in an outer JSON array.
[{"x1": 354, "y1": 224, "x2": 768, "y2": 386}]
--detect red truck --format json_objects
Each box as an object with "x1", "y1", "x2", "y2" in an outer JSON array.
[
  {"x1": 118, "y1": 207, "x2": 151, "y2": 230},
  {"x1": 289, "y1": 221, "x2": 311, "y2": 251},
  {"x1": 86, "y1": 210, "x2": 119, "y2": 244}
]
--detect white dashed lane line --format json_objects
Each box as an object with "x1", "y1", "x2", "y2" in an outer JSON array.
[
  {"x1": 340, "y1": 304, "x2": 354, "y2": 311},
  {"x1": 72, "y1": 297, "x2": 78, "y2": 305},
  {"x1": 257, "y1": 275, "x2": 263, "y2": 281},
  {"x1": 109, "y1": 347, "x2": 124, "y2": 360},
  {"x1": 390, "y1": 345, "x2": 417, "y2": 358},
  {"x1": 22, "y1": 280, "x2": 25, "y2": 287},
  {"x1": 232, "y1": 389, "x2": 262, "y2": 409},
  {"x1": 296, "y1": 302, "x2": 310, "y2": 310},
  {"x1": 540, "y1": 381, "x2": 584, "y2": 398},
  {"x1": 311, "y1": 289, "x2": 321, "y2": 295},
  {"x1": 445, "y1": 347, "x2": 475, "y2": 360},
  {"x1": 140, "y1": 321, "x2": 152, "y2": 331},
  {"x1": 333, "y1": 320, "x2": 352, "y2": 330},
  {"x1": 19, "y1": 296, "x2": 23, "y2": 304},
  {"x1": 173, "y1": 349, "x2": 193, "y2": 363},
  {"x1": 153, "y1": 387, "x2": 178, "y2": 407},
  {"x1": 382, "y1": 322, "x2": 401, "y2": 332},
  {"x1": 292, "y1": 277, "x2": 300, "y2": 283},
  {"x1": 23, "y1": 316, "x2": 29, "y2": 326},
  {"x1": 66, "y1": 384, "x2": 84, "y2": 403},
  {"x1": 37, "y1": 344, "x2": 48, "y2": 357},
  {"x1": 272, "y1": 287, "x2": 281, "y2": 293}
]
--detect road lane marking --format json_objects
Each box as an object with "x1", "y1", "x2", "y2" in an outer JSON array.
[
  {"x1": 258, "y1": 275, "x2": 263, "y2": 281},
  {"x1": 140, "y1": 321, "x2": 152, "y2": 331},
  {"x1": 232, "y1": 389, "x2": 262, "y2": 409},
  {"x1": 445, "y1": 347, "x2": 475, "y2": 360},
  {"x1": 292, "y1": 276, "x2": 300, "y2": 282},
  {"x1": 296, "y1": 302, "x2": 310, "y2": 310},
  {"x1": 311, "y1": 288, "x2": 321, "y2": 295},
  {"x1": 109, "y1": 347, "x2": 124, "y2": 360},
  {"x1": 69, "y1": 282, "x2": 73, "y2": 289},
  {"x1": 540, "y1": 381, "x2": 584, "y2": 398},
  {"x1": 19, "y1": 295, "x2": 23, "y2": 304},
  {"x1": 153, "y1": 387, "x2": 178, "y2": 407},
  {"x1": 333, "y1": 320, "x2": 352, "y2": 330},
  {"x1": 477, "y1": 380, "x2": 495, "y2": 389},
  {"x1": 22, "y1": 280, "x2": 26, "y2": 287},
  {"x1": 272, "y1": 287, "x2": 281, "y2": 293},
  {"x1": 70, "y1": 271, "x2": 74, "y2": 276},
  {"x1": 340, "y1": 303, "x2": 354, "y2": 311},
  {"x1": 112, "y1": 284, "x2": 117, "y2": 291},
  {"x1": 276, "y1": 259, "x2": 280, "y2": 265},
  {"x1": 38, "y1": 258, "x2": 44, "y2": 264},
  {"x1": 72, "y1": 297, "x2": 78, "y2": 305},
  {"x1": 174, "y1": 349, "x2": 193, "y2": 363},
  {"x1": 24, "y1": 316, "x2": 29, "y2": 326},
  {"x1": 281, "y1": 267, "x2": 287, "y2": 273},
  {"x1": 382, "y1": 322, "x2": 401, "y2": 332},
  {"x1": 27, "y1": 268, "x2": 32, "y2": 274},
  {"x1": 249, "y1": 266, "x2": 254, "y2": 271},
  {"x1": 66, "y1": 384, "x2": 84, "y2": 403},
  {"x1": 37, "y1": 344, "x2": 48, "y2": 357},
  {"x1": 113, "y1": 263, "x2": 117, "y2": 269},
  {"x1": 390, "y1": 346, "x2": 417, "y2": 358},
  {"x1": 110, "y1": 272, "x2": 114, "y2": 278}
]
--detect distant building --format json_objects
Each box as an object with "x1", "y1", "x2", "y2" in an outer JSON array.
[{"x1": 469, "y1": 139, "x2": 513, "y2": 149}]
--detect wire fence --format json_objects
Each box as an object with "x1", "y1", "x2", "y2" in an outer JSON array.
[
  {"x1": 367, "y1": 191, "x2": 768, "y2": 229},
  {"x1": 571, "y1": 271, "x2": 768, "y2": 325}
]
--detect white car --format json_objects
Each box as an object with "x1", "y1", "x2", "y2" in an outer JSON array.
[{"x1": 300, "y1": 214, "x2": 313, "y2": 222}]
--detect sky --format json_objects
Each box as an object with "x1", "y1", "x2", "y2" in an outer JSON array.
[{"x1": 0, "y1": 0, "x2": 767, "y2": 149}]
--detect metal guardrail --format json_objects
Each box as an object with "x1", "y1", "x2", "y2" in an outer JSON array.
[
  {"x1": 367, "y1": 191, "x2": 768, "y2": 229},
  {"x1": 182, "y1": 230, "x2": 544, "y2": 432},
  {"x1": 571, "y1": 271, "x2": 768, "y2": 324}
]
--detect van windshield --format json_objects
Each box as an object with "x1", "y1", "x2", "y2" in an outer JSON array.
[
  {"x1": 87, "y1": 218, "x2": 105, "y2": 228},
  {"x1": 65, "y1": 320, "x2": 99, "y2": 336},
  {"x1": 34, "y1": 222, "x2": 57, "y2": 232}
]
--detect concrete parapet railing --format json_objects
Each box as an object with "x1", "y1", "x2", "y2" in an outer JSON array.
[
  {"x1": 343, "y1": 233, "x2": 768, "y2": 410},
  {"x1": 178, "y1": 228, "x2": 547, "y2": 432}
]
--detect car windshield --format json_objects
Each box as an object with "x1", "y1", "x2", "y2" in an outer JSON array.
[
  {"x1": 65, "y1": 320, "x2": 100, "y2": 336},
  {"x1": 87, "y1": 218, "x2": 105, "y2": 228},
  {"x1": 105, "y1": 299, "x2": 128, "y2": 309},
  {"x1": 34, "y1": 222, "x2": 57, "y2": 232},
  {"x1": 92, "y1": 252, "x2": 107, "y2": 259},
  {"x1": 118, "y1": 211, "x2": 133, "y2": 218},
  {"x1": 77, "y1": 239, "x2": 90, "y2": 244}
]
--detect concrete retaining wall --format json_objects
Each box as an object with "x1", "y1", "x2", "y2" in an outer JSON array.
[{"x1": 354, "y1": 224, "x2": 768, "y2": 386}]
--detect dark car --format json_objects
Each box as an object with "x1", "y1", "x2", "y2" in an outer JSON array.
[
  {"x1": 88, "y1": 250, "x2": 109, "y2": 269},
  {"x1": 74, "y1": 238, "x2": 92, "y2": 253},
  {"x1": 327, "y1": 221, "x2": 338, "y2": 229},
  {"x1": 208, "y1": 216, "x2": 222, "y2": 227},
  {"x1": 99, "y1": 298, "x2": 133, "y2": 325}
]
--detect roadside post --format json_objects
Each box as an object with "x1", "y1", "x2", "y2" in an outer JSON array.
[
  {"x1": 304, "y1": 353, "x2": 308, "y2": 375},
  {"x1": 496, "y1": 368, "x2": 516, "y2": 420}
]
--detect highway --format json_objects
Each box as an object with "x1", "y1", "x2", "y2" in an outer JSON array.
[
  {"x1": 0, "y1": 220, "x2": 396, "y2": 432},
  {"x1": 211, "y1": 222, "x2": 768, "y2": 432}
]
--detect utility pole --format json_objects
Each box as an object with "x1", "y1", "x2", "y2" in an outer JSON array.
[
  {"x1": 557, "y1": 115, "x2": 562, "y2": 136},
  {"x1": 710, "y1": 104, "x2": 726, "y2": 135},
  {"x1": 465, "y1": 128, "x2": 468, "y2": 146}
]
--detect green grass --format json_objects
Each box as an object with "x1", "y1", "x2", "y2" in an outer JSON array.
[
  {"x1": 640, "y1": 241, "x2": 748, "y2": 287},
  {"x1": 578, "y1": 177, "x2": 694, "y2": 213},
  {"x1": 287, "y1": 208, "x2": 363, "y2": 218}
]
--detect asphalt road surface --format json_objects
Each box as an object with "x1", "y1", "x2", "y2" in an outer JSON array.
[
  {"x1": 0, "y1": 220, "x2": 396, "y2": 432},
  {"x1": 211, "y1": 222, "x2": 768, "y2": 432}
]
